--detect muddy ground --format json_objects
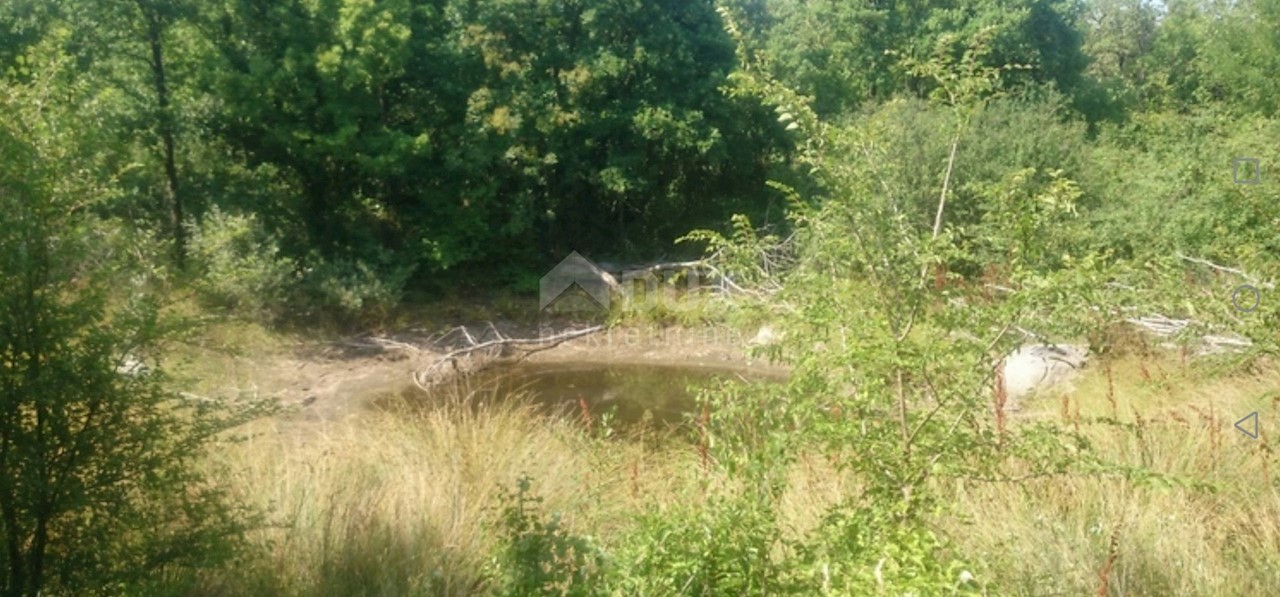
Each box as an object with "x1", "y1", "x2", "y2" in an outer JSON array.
[{"x1": 201, "y1": 323, "x2": 788, "y2": 422}]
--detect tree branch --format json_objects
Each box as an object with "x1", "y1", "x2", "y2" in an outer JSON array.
[
  {"x1": 413, "y1": 325, "x2": 605, "y2": 391},
  {"x1": 1176, "y1": 252, "x2": 1275, "y2": 289}
]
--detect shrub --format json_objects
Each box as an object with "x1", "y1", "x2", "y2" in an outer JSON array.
[
  {"x1": 1080, "y1": 108, "x2": 1280, "y2": 267},
  {"x1": 488, "y1": 475, "x2": 604, "y2": 596},
  {"x1": 187, "y1": 207, "x2": 295, "y2": 320},
  {"x1": 679, "y1": 30, "x2": 1160, "y2": 597},
  {"x1": 300, "y1": 255, "x2": 411, "y2": 325},
  {"x1": 1, "y1": 122, "x2": 263, "y2": 596},
  {"x1": 606, "y1": 497, "x2": 784, "y2": 595}
]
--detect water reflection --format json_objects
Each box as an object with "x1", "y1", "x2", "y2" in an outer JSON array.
[{"x1": 404, "y1": 362, "x2": 780, "y2": 428}]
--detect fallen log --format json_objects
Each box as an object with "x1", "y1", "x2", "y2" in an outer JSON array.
[{"x1": 1125, "y1": 314, "x2": 1252, "y2": 354}]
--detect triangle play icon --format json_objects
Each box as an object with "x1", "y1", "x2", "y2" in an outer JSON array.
[{"x1": 1234, "y1": 411, "x2": 1260, "y2": 440}]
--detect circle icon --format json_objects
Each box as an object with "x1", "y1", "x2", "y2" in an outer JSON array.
[{"x1": 1232, "y1": 284, "x2": 1261, "y2": 313}]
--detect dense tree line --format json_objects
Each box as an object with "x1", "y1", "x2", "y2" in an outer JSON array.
[
  {"x1": 4, "y1": 0, "x2": 1278, "y2": 315},
  {"x1": 4, "y1": 0, "x2": 793, "y2": 301}
]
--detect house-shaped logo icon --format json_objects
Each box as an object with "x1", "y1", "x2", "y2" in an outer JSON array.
[{"x1": 539, "y1": 251, "x2": 616, "y2": 313}]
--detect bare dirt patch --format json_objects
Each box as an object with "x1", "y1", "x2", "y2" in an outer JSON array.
[{"x1": 198, "y1": 323, "x2": 787, "y2": 423}]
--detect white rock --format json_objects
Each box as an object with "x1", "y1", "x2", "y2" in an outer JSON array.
[
  {"x1": 1001, "y1": 344, "x2": 1088, "y2": 402},
  {"x1": 748, "y1": 325, "x2": 783, "y2": 347},
  {"x1": 114, "y1": 354, "x2": 149, "y2": 378}
]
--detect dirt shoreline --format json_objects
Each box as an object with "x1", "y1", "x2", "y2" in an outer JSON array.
[{"x1": 239, "y1": 324, "x2": 787, "y2": 422}]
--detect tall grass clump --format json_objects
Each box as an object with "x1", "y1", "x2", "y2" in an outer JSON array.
[
  {"x1": 200, "y1": 383, "x2": 700, "y2": 596},
  {"x1": 947, "y1": 354, "x2": 1280, "y2": 595}
]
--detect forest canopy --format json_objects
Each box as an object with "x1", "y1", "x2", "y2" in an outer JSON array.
[{"x1": 4, "y1": 0, "x2": 1277, "y2": 320}]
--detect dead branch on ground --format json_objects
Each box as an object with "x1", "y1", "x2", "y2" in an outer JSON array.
[{"x1": 412, "y1": 325, "x2": 605, "y2": 392}]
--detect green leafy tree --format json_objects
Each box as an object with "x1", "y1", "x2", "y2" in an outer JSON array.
[
  {"x1": 1079, "y1": 0, "x2": 1160, "y2": 113},
  {"x1": 742, "y1": 0, "x2": 1088, "y2": 118},
  {"x1": 1197, "y1": 0, "x2": 1280, "y2": 117},
  {"x1": 203, "y1": 0, "x2": 785, "y2": 289},
  {"x1": 4, "y1": 0, "x2": 206, "y2": 264},
  {"x1": 0, "y1": 59, "x2": 260, "y2": 597},
  {"x1": 203, "y1": 0, "x2": 442, "y2": 262}
]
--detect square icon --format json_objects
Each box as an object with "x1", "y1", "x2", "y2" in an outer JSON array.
[{"x1": 1233, "y1": 157, "x2": 1260, "y2": 185}]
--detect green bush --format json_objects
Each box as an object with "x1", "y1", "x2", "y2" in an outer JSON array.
[
  {"x1": 300, "y1": 255, "x2": 411, "y2": 325},
  {"x1": 675, "y1": 32, "x2": 1157, "y2": 597},
  {"x1": 832, "y1": 92, "x2": 1090, "y2": 262},
  {"x1": 187, "y1": 207, "x2": 295, "y2": 320},
  {"x1": 488, "y1": 476, "x2": 604, "y2": 596},
  {"x1": 187, "y1": 208, "x2": 414, "y2": 325},
  {"x1": 1080, "y1": 109, "x2": 1280, "y2": 267},
  {"x1": 789, "y1": 503, "x2": 978, "y2": 595},
  {"x1": 606, "y1": 497, "x2": 784, "y2": 595}
]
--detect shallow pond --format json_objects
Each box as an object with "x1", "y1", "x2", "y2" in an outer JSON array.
[{"x1": 400, "y1": 361, "x2": 782, "y2": 428}]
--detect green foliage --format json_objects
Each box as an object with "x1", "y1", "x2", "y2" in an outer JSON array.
[
  {"x1": 679, "y1": 213, "x2": 786, "y2": 290},
  {"x1": 1075, "y1": 0, "x2": 1280, "y2": 120},
  {"x1": 677, "y1": 26, "x2": 1163, "y2": 594},
  {"x1": 7, "y1": 1, "x2": 1280, "y2": 593},
  {"x1": 789, "y1": 503, "x2": 978, "y2": 594},
  {"x1": 606, "y1": 497, "x2": 783, "y2": 595},
  {"x1": 1080, "y1": 109, "x2": 1280, "y2": 268},
  {"x1": 968, "y1": 167, "x2": 1084, "y2": 272},
  {"x1": 201, "y1": 0, "x2": 785, "y2": 280},
  {"x1": 1077, "y1": 0, "x2": 1161, "y2": 120},
  {"x1": 736, "y1": 0, "x2": 1087, "y2": 117},
  {"x1": 0, "y1": 94, "x2": 261, "y2": 597},
  {"x1": 300, "y1": 256, "x2": 411, "y2": 325},
  {"x1": 788, "y1": 90, "x2": 1090, "y2": 277},
  {"x1": 1193, "y1": 0, "x2": 1280, "y2": 118},
  {"x1": 187, "y1": 207, "x2": 413, "y2": 325},
  {"x1": 488, "y1": 476, "x2": 603, "y2": 596},
  {"x1": 188, "y1": 207, "x2": 296, "y2": 320}
]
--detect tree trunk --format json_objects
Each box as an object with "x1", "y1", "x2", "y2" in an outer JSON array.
[
  {"x1": 0, "y1": 462, "x2": 23, "y2": 597},
  {"x1": 144, "y1": 6, "x2": 185, "y2": 266}
]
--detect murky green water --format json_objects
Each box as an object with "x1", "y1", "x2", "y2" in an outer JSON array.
[{"x1": 410, "y1": 362, "x2": 781, "y2": 428}]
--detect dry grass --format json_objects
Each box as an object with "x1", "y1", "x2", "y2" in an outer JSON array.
[
  {"x1": 944, "y1": 354, "x2": 1280, "y2": 596},
  {"x1": 199, "y1": 386, "x2": 700, "y2": 596},
  {"x1": 188, "y1": 346, "x2": 1280, "y2": 596}
]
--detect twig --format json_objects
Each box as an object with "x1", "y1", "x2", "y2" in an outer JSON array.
[
  {"x1": 340, "y1": 337, "x2": 424, "y2": 353},
  {"x1": 1177, "y1": 252, "x2": 1275, "y2": 289},
  {"x1": 932, "y1": 137, "x2": 960, "y2": 239},
  {"x1": 615, "y1": 260, "x2": 708, "y2": 283},
  {"x1": 178, "y1": 392, "x2": 220, "y2": 404},
  {"x1": 984, "y1": 321, "x2": 1015, "y2": 354}
]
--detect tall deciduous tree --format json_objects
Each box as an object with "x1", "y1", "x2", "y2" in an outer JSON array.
[
  {"x1": 0, "y1": 61, "x2": 256, "y2": 597},
  {"x1": 1198, "y1": 0, "x2": 1280, "y2": 117},
  {"x1": 135, "y1": 0, "x2": 188, "y2": 263},
  {"x1": 6, "y1": 0, "x2": 201, "y2": 264}
]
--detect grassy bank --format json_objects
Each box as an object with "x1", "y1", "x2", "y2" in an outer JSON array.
[
  {"x1": 948, "y1": 354, "x2": 1280, "y2": 595},
  {"x1": 171, "y1": 344, "x2": 1280, "y2": 596},
  {"x1": 194, "y1": 386, "x2": 700, "y2": 595}
]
